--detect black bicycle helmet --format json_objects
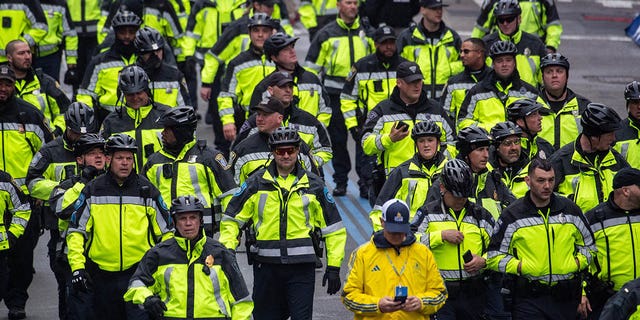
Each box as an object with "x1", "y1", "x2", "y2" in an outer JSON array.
[
  {"x1": 540, "y1": 53, "x2": 570, "y2": 71},
  {"x1": 493, "y1": 0, "x2": 521, "y2": 17},
  {"x1": 411, "y1": 120, "x2": 442, "y2": 140},
  {"x1": 134, "y1": 27, "x2": 166, "y2": 53},
  {"x1": 489, "y1": 40, "x2": 517, "y2": 59},
  {"x1": 65, "y1": 102, "x2": 98, "y2": 134},
  {"x1": 506, "y1": 98, "x2": 550, "y2": 122},
  {"x1": 268, "y1": 126, "x2": 301, "y2": 149},
  {"x1": 264, "y1": 32, "x2": 299, "y2": 61},
  {"x1": 247, "y1": 13, "x2": 276, "y2": 30},
  {"x1": 74, "y1": 133, "x2": 106, "y2": 156},
  {"x1": 157, "y1": 106, "x2": 198, "y2": 128},
  {"x1": 118, "y1": 65, "x2": 149, "y2": 95},
  {"x1": 171, "y1": 195, "x2": 205, "y2": 217},
  {"x1": 581, "y1": 103, "x2": 622, "y2": 136},
  {"x1": 111, "y1": 9, "x2": 142, "y2": 29},
  {"x1": 440, "y1": 159, "x2": 474, "y2": 198},
  {"x1": 456, "y1": 126, "x2": 492, "y2": 157},
  {"x1": 105, "y1": 133, "x2": 138, "y2": 154},
  {"x1": 491, "y1": 121, "x2": 523, "y2": 142},
  {"x1": 624, "y1": 81, "x2": 640, "y2": 101}
]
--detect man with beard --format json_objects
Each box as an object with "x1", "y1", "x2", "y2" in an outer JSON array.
[
  {"x1": 538, "y1": 53, "x2": 591, "y2": 150},
  {"x1": 134, "y1": 27, "x2": 190, "y2": 108},
  {"x1": 0, "y1": 0, "x2": 48, "y2": 64},
  {"x1": 551, "y1": 103, "x2": 629, "y2": 213},
  {"x1": 6, "y1": 39, "x2": 71, "y2": 136},
  {"x1": 340, "y1": 25, "x2": 408, "y2": 200},
  {"x1": 251, "y1": 32, "x2": 331, "y2": 128},
  {"x1": 457, "y1": 40, "x2": 546, "y2": 133},
  {"x1": 143, "y1": 106, "x2": 237, "y2": 236},
  {"x1": 615, "y1": 81, "x2": 640, "y2": 169},
  {"x1": 76, "y1": 9, "x2": 142, "y2": 124},
  {"x1": 0, "y1": 64, "x2": 53, "y2": 320},
  {"x1": 489, "y1": 121, "x2": 530, "y2": 198},
  {"x1": 441, "y1": 38, "x2": 491, "y2": 126},
  {"x1": 100, "y1": 65, "x2": 170, "y2": 170},
  {"x1": 506, "y1": 98, "x2": 555, "y2": 159},
  {"x1": 26, "y1": 102, "x2": 98, "y2": 320}
]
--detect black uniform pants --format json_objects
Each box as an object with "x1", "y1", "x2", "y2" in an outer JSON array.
[
  {"x1": 0, "y1": 251, "x2": 8, "y2": 302},
  {"x1": 327, "y1": 93, "x2": 350, "y2": 186},
  {"x1": 177, "y1": 58, "x2": 198, "y2": 108},
  {"x1": 73, "y1": 35, "x2": 98, "y2": 94},
  {"x1": 4, "y1": 213, "x2": 40, "y2": 311},
  {"x1": 252, "y1": 262, "x2": 315, "y2": 320},
  {"x1": 512, "y1": 294, "x2": 580, "y2": 320},
  {"x1": 48, "y1": 229, "x2": 70, "y2": 320},
  {"x1": 435, "y1": 279, "x2": 487, "y2": 320},
  {"x1": 89, "y1": 266, "x2": 148, "y2": 320}
]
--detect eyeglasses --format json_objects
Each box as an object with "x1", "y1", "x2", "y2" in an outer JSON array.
[
  {"x1": 461, "y1": 49, "x2": 480, "y2": 54},
  {"x1": 500, "y1": 138, "x2": 522, "y2": 147},
  {"x1": 274, "y1": 146, "x2": 297, "y2": 156},
  {"x1": 497, "y1": 16, "x2": 517, "y2": 24}
]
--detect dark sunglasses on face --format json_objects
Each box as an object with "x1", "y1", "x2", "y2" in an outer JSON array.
[
  {"x1": 498, "y1": 16, "x2": 516, "y2": 24},
  {"x1": 274, "y1": 147, "x2": 297, "y2": 156}
]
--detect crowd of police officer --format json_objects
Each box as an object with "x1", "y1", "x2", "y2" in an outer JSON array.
[{"x1": 0, "y1": 0, "x2": 639, "y2": 319}]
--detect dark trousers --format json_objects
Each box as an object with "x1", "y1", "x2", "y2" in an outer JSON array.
[
  {"x1": 89, "y1": 266, "x2": 148, "y2": 320},
  {"x1": 252, "y1": 262, "x2": 315, "y2": 320},
  {"x1": 0, "y1": 251, "x2": 8, "y2": 302},
  {"x1": 73, "y1": 35, "x2": 98, "y2": 94},
  {"x1": 48, "y1": 229, "x2": 70, "y2": 320},
  {"x1": 484, "y1": 272, "x2": 511, "y2": 320},
  {"x1": 177, "y1": 58, "x2": 198, "y2": 108},
  {"x1": 66, "y1": 281, "x2": 94, "y2": 320},
  {"x1": 4, "y1": 213, "x2": 40, "y2": 311},
  {"x1": 435, "y1": 280, "x2": 487, "y2": 320},
  {"x1": 354, "y1": 134, "x2": 374, "y2": 189},
  {"x1": 327, "y1": 93, "x2": 350, "y2": 186},
  {"x1": 34, "y1": 50, "x2": 62, "y2": 82},
  {"x1": 512, "y1": 294, "x2": 580, "y2": 320}
]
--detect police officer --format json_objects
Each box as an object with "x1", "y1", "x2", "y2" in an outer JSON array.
[
  {"x1": 472, "y1": 0, "x2": 562, "y2": 52},
  {"x1": 0, "y1": 170, "x2": 31, "y2": 320},
  {"x1": 26, "y1": 102, "x2": 97, "y2": 320},
  {"x1": 506, "y1": 98, "x2": 555, "y2": 159},
  {"x1": 299, "y1": 0, "x2": 338, "y2": 40},
  {"x1": 124, "y1": 195, "x2": 253, "y2": 319},
  {"x1": 487, "y1": 157, "x2": 595, "y2": 319},
  {"x1": 581, "y1": 168, "x2": 640, "y2": 319},
  {"x1": 370, "y1": 120, "x2": 447, "y2": 231},
  {"x1": 252, "y1": 32, "x2": 331, "y2": 127},
  {"x1": 305, "y1": 0, "x2": 374, "y2": 196},
  {"x1": 415, "y1": 159, "x2": 494, "y2": 319},
  {"x1": 49, "y1": 133, "x2": 108, "y2": 320},
  {"x1": 219, "y1": 126, "x2": 347, "y2": 320},
  {"x1": 100, "y1": 65, "x2": 171, "y2": 171},
  {"x1": 441, "y1": 38, "x2": 490, "y2": 126},
  {"x1": 341, "y1": 25, "x2": 408, "y2": 199},
  {"x1": 0, "y1": 0, "x2": 48, "y2": 64},
  {"x1": 76, "y1": 9, "x2": 142, "y2": 123},
  {"x1": 457, "y1": 41, "x2": 544, "y2": 132},
  {"x1": 538, "y1": 53, "x2": 591, "y2": 150},
  {"x1": 217, "y1": 13, "x2": 277, "y2": 143},
  {"x1": 482, "y1": 0, "x2": 547, "y2": 87},
  {"x1": 66, "y1": 0, "x2": 102, "y2": 93},
  {"x1": 489, "y1": 121, "x2": 529, "y2": 199},
  {"x1": 134, "y1": 27, "x2": 191, "y2": 108},
  {"x1": 362, "y1": 62, "x2": 454, "y2": 198},
  {"x1": 6, "y1": 39, "x2": 71, "y2": 136},
  {"x1": 143, "y1": 106, "x2": 237, "y2": 236},
  {"x1": 615, "y1": 81, "x2": 640, "y2": 169},
  {"x1": 0, "y1": 64, "x2": 53, "y2": 320},
  {"x1": 66, "y1": 133, "x2": 172, "y2": 320},
  {"x1": 551, "y1": 103, "x2": 629, "y2": 213},
  {"x1": 397, "y1": 0, "x2": 463, "y2": 100}
]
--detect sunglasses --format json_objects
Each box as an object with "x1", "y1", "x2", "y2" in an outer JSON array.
[
  {"x1": 500, "y1": 138, "x2": 522, "y2": 147},
  {"x1": 498, "y1": 16, "x2": 517, "y2": 24},
  {"x1": 274, "y1": 147, "x2": 298, "y2": 156},
  {"x1": 461, "y1": 49, "x2": 479, "y2": 54}
]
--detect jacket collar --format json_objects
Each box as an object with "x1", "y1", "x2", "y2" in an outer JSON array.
[{"x1": 372, "y1": 230, "x2": 416, "y2": 252}]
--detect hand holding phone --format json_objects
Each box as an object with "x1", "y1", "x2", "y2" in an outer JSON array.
[
  {"x1": 395, "y1": 121, "x2": 409, "y2": 132},
  {"x1": 463, "y1": 250, "x2": 473, "y2": 263},
  {"x1": 394, "y1": 285, "x2": 408, "y2": 304}
]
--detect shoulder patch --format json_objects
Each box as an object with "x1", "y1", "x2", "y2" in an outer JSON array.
[
  {"x1": 235, "y1": 182, "x2": 248, "y2": 196},
  {"x1": 323, "y1": 187, "x2": 335, "y2": 204},
  {"x1": 215, "y1": 153, "x2": 231, "y2": 170},
  {"x1": 157, "y1": 195, "x2": 169, "y2": 211},
  {"x1": 366, "y1": 110, "x2": 379, "y2": 123}
]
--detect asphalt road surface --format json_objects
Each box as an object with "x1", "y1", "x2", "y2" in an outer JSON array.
[{"x1": 2, "y1": 0, "x2": 640, "y2": 318}]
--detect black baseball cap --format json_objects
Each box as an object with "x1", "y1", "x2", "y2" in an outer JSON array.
[
  {"x1": 397, "y1": 61, "x2": 424, "y2": 83},
  {"x1": 0, "y1": 65, "x2": 15, "y2": 82},
  {"x1": 373, "y1": 25, "x2": 396, "y2": 43},
  {"x1": 251, "y1": 97, "x2": 285, "y2": 114},
  {"x1": 267, "y1": 71, "x2": 295, "y2": 87},
  {"x1": 613, "y1": 167, "x2": 640, "y2": 189},
  {"x1": 420, "y1": 0, "x2": 449, "y2": 8}
]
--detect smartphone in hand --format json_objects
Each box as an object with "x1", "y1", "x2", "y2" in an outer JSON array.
[
  {"x1": 394, "y1": 285, "x2": 408, "y2": 304},
  {"x1": 463, "y1": 250, "x2": 473, "y2": 263},
  {"x1": 395, "y1": 121, "x2": 409, "y2": 132}
]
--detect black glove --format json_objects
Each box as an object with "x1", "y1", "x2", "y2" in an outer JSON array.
[
  {"x1": 143, "y1": 295, "x2": 167, "y2": 318},
  {"x1": 64, "y1": 67, "x2": 78, "y2": 85},
  {"x1": 349, "y1": 127, "x2": 360, "y2": 141},
  {"x1": 322, "y1": 266, "x2": 341, "y2": 295},
  {"x1": 80, "y1": 166, "x2": 99, "y2": 183},
  {"x1": 71, "y1": 269, "x2": 92, "y2": 292}
]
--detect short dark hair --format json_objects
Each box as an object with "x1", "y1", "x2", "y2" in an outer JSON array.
[
  {"x1": 463, "y1": 38, "x2": 486, "y2": 53},
  {"x1": 528, "y1": 157, "x2": 554, "y2": 176},
  {"x1": 5, "y1": 39, "x2": 28, "y2": 56}
]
